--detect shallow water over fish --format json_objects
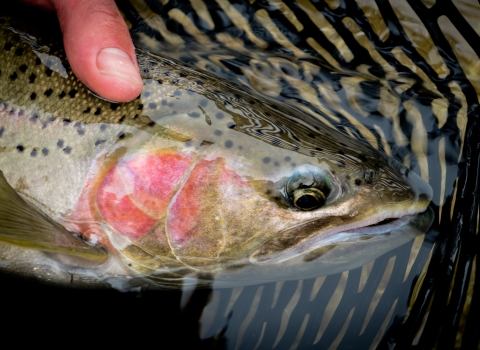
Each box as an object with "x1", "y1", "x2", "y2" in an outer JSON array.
[{"x1": 0, "y1": 0, "x2": 478, "y2": 349}]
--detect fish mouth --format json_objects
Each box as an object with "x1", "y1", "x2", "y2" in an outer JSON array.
[{"x1": 251, "y1": 206, "x2": 434, "y2": 265}]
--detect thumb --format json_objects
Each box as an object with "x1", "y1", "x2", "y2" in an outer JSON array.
[{"x1": 52, "y1": 0, "x2": 143, "y2": 102}]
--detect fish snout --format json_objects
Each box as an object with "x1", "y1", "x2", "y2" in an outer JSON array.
[{"x1": 399, "y1": 164, "x2": 433, "y2": 205}]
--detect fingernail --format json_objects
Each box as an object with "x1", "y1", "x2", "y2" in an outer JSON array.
[{"x1": 97, "y1": 48, "x2": 143, "y2": 86}]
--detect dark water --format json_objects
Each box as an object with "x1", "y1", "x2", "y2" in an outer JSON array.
[{"x1": 1, "y1": 1, "x2": 479, "y2": 349}]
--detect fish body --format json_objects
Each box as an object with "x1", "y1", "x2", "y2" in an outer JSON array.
[{"x1": 0, "y1": 7, "x2": 433, "y2": 289}]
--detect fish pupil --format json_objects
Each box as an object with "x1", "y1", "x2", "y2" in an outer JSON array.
[{"x1": 295, "y1": 193, "x2": 323, "y2": 210}]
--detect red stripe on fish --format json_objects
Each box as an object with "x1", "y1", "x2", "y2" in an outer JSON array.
[
  {"x1": 96, "y1": 152, "x2": 193, "y2": 241},
  {"x1": 167, "y1": 157, "x2": 247, "y2": 259}
]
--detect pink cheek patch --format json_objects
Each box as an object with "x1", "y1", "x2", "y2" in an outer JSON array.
[
  {"x1": 167, "y1": 158, "x2": 247, "y2": 251},
  {"x1": 96, "y1": 152, "x2": 193, "y2": 241}
]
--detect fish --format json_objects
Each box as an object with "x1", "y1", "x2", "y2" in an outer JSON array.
[{"x1": 0, "y1": 4, "x2": 433, "y2": 290}]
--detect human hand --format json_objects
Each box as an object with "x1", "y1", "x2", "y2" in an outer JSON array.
[{"x1": 21, "y1": 0, "x2": 143, "y2": 103}]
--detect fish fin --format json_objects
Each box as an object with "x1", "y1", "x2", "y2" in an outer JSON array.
[{"x1": 0, "y1": 171, "x2": 108, "y2": 262}]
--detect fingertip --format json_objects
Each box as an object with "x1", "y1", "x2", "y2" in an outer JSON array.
[{"x1": 54, "y1": 0, "x2": 142, "y2": 102}]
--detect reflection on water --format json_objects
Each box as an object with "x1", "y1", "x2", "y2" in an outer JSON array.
[{"x1": 0, "y1": 0, "x2": 479, "y2": 349}]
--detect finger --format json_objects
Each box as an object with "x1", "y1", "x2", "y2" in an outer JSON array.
[{"x1": 51, "y1": 0, "x2": 143, "y2": 102}]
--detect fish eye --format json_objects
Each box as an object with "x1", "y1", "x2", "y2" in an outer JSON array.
[
  {"x1": 292, "y1": 188, "x2": 325, "y2": 210},
  {"x1": 286, "y1": 165, "x2": 332, "y2": 211}
]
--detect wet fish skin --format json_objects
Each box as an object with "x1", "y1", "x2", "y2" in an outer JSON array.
[{"x1": 0, "y1": 5, "x2": 433, "y2": 289}]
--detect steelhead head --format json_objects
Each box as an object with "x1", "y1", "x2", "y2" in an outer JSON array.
[{"x1": 0, "y1": 5, "x2": 433, "y2": 289}]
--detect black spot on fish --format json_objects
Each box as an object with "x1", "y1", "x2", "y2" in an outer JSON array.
[
  {"x1": 199, "y1": 100, "x2": 208, "y2": 107},
  {"x1": 29, "y1": 73, "x2": 36, "y2": 83},
  {"x1": 274, "y1": 162, "x2": 280, "y2": 167},
  {"x1": 168, "y1": 102, "x2": 174, "y2": 107},
  {"x1": 137, "y1": 104, "x2": 143, "y2": 110},
  {"x1": 214, "y1": 130, "x2": 222, "y2": 136},
  {"x1": 172, "y1": 78, "x2": 180, "y2": 84},
  {"x1": 292, "y1": 135, "x2": 300, "y2": 142},
  {"x1": 339, "y1": 142, "x2": 347, "y2": 147},
  {"x1": 30, "y1": 92, "x2": 36, "y2": 100},
  {"x1": 225, "y1": 140, "x2": 233, "y2": 148},
  {"x1": 9, "y1": 72, "x2": 17, "y2": 81},
  {"x1": 0, "y1": 127, "x2": 4, "y2": 137},
  {"x1": 284, "y1": 156, "x2": 291, "y2": 162},
  {"x1": 35, "y1": 57, "x2": 41, "y2": 65},
  {"x1": 308, "y1": 134, "x2": 315, "y2": 139},
  {"x1": 68, "y1": 89, "x2": 78, "y2": 98},
  {"x1": 94, "y1": 108, "x2": 101, "y2": 115},
  {"x1": 63, "y1": 118, "x2": 70, "y2": 123},
  {"x1": 266, "y1": 190, "x2": 272, "y2": 195},
  {"x1": 359, "y1": 155, "x2": 368, "y2": 162},
  {"x1": 215, "y1": 112, "x2": 224, "y2": 120},
  {"x1": 143, "y1": 91, "x2": 150, "y2": 98},
  {"x1": 42, "y1": 148, "x2": 49, "y2": 156},
  {"x1": 77, "y1": 129, "x2": 85, "y2": 136},
  {"x1": 42, "y1": 116, "x2": 54, "y2": 129},
  {"x1": 95, "y1": 140, "x2": 106, "y2": 146},
  {"x1": 45, "y1": 68, "x2": 53, "y2": 77},
  {"x1": 19, "y1": 64, "x2": 27, "y2": 73},
  {"x1": 30, "y1": 149, "x2": 37, "y2": 157},
  {"x1": 315, "y1": 147, "x2": 323, "y2": 151},
  {"x1": 188, "y1": 112, "x2": 200, "y2": 118},
  {"x1": 265, "y1": 112, "x2": 271, "y2": 117},
  {"x1": 63, "y1": 147, "x2": 72, "y2": 154},
  {"x1": 148, "y1": 121, "x2": 155, "y2": 127},
  {"x1": 179, "y1": 73, "x2": 187, "y2": 78},
  {"x1": 59, "y1": 91, "x2": 66, "y2": 98},
  {"x1": 57, "y1": 140, "x2": 64, "y2": 148},
  {"x1": 118, "y1": 132, "x2": 125, "y2": 139},
  {"x1": 156, "y1": 79, "x2": 163, "y2": 84},
  {"x1": 338, "y1": 150, "x2": 345, "y2": 155},
  {"x1": 133, "y1": 114, "x2": 138, "y2": 119},
  {"x1": 148, "y1": 103, "x2": 157, "y2": 109},
  {"x1": 263, "y1": 157, "x2": 271, "y2": 164},
  {"x1": 161, "y1": 100, "x2": 167, "y2": 106},
  {"x1": 185, "y1": 141, "x2": 193, "y2": 147},
  {"x1": 355, "y1": 178, "x2": 362, "y2": 186},
  {"x1": 118, "y1": 115, "x2": 125, "y2": 123},
  {"x1": 227, "y1": 122, "x2": 236, "y2": 129},
  {"x1": 16, "y1": 145, "x2": 24, "y2": 152},
  {"x1": 83, "y1": 107, "x2": 91, "y2": 113},
  {"x1": 44, "y1": 88, "x2": 53, "y2": 97},
  {"x1": 238, "y1": 145, "x2": 243, "y2": 150},
  {"x1": 100, "y1": 124, "x2": 107, "y2": 131},
  {"x1": 4, "y1": 42, "x2": 12, "y2": 51},
  {"x1": 196, "y1": 81, "x2": 204, "y2": 86},
  {"x1": 110, "y1": 103, "x2": 119, "y2": 111},
  {"x1": 338, "y1": 161, "x2": 345, "y2": 167},
  {"x1": 174, "y1": 90, "x2": 182, "y2": 96},
  {"x1": 164, "y1": 72, "x2": 170, "y2": 77},
  {"x1": 187, "y1": 90, "x2": 195, "y2": 95},
  {"x1": 346, "y1": 175, "x2": 350, "y2": 180},
  {"x1": 14, "y1": 48, "x2": 23, "y2": 56}
]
